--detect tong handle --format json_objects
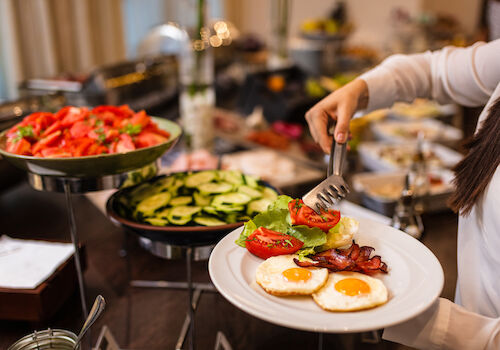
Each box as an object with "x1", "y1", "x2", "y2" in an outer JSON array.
[{"x1": 328, "y1": 141, "x2": 347, "y2": 177}]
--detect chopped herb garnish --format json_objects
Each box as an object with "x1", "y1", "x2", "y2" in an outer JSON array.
[
  {"x1": 97, "y1": 133, "x2": 106, "y2": 142},
  {"x1": 121, "y1": 124, "x2": 142, "y2": 135},
  {"x1": 13, "y1": 125, "x2": 34, "y2": 143},
  {"x1": 284, "y1": 239, "x2": 293, "y2": 247},
  {"x1": 320, "y1": 215, "x2": 328, "y2": 222},
  {"x1": 95, "y1": 119, "x2": 104, "y2": 126}
]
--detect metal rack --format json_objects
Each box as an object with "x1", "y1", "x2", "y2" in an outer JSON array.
[{"x1": 27, "y1": 167, "x2": 157, "y2": 320}]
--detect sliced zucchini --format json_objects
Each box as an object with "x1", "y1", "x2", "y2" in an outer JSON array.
[
  {"x1": 167, "y1": 206, "x2": 202, "y2": 225},
  {"x1": 136, "y1": 192, "x2": 171, "y2": 215},
  {"x1": 247, "y1": 198, "x2": 274, "y2": 215},
  {"x1": 214, "y1": 204, "x2": 245, "y2": 213},
  {"x1": 185, "y1": 171, "x2": 217, "y2": 188},
  {"x1": 193, "y1": 191, "x2": 211, "y2": 206},
  {"x1": 169, "y1": 205, "x2": 202, "y2": 217},
  {"x1": 224, "y1": 213, "x2": 239, "y2": 223},
  {"x1": 202, "y1": 206, "x2": 219, "y2": 215},
  {"x1": 198, "y1": 182, "x2": 233, "y2": 195},
  {"x1": 237, "y1": 185, "x2": 263, "y2": 199},
  {"x1": 218, "y1": 170, "x2": 244, "y2": 185},
  {"x1": 128, "y1": 183, "x2": 158, "y2": 205},
  {"x1": 155, "y1": 208, "x2": 171, "y2": 218},
  {"x1": 144, "y1": 217, "x2": 169, "y2": 226},
  {"x1": 193, "y1": 216, "x2": 226, "y2": 226},
  {"x1": 153, "y1": 176, "x2": 176, "y2": 192},
  {"x1": 261, "y1": 186, "x2": 279, "y2": 200},
  {"x1": 168, "y1": 178, "x2": 185, "y2": 196},
  {"x1": 243, "y1": 174, "x2": 259, "y2": 188},
  {"x1": 212, "y1": 192, "x2": 252, "y2": 206},
  {"x1": 169, "y1": 196, "x2": 193, "y2": 206}
]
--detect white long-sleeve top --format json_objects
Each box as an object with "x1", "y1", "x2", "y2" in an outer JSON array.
[{"x1": 359, "y1": 39, "x2": 500, "y2": 350}]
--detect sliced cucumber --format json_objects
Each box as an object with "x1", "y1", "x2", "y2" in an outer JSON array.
[
  {"x1": 202, "y1": 206, "x2": 219, "y2": 215},
  {"x1": 136, "y1": 192, "x2": 171, "y2": 215},
  {"x1": 155, "y1": 208, "x2": 171, "y2": 218},
  {"x1": 193, "y1": 191, "x2": 211, "y2": 206},
  {"x1": 169, "y1": 196, "x2": 193, "y2": 206},
  {"x1": 168, "y1": 178, "x2": 185, "y2": 196},
  {"x1": 212, "y1": 192, "x2": 252, "y2": 206},
  {"x1": 237, "y1": 185, "x2": 263, "y2": 199},
  {"x1": 128, "y1": 183, "x2": 158, "y2": 205},
  {"x1": 169, "y1": 205, "x2": 202, "y2": 217},
  {"x1": 193, "y1": 216, "x2": 226, "y2": 226},
  {"x1": 218, "y1": 170, "x2": 244, "y2": 185},
  {"x1": 224, "y1": 213, "x2": 239, "y2": 223},
  {"x1": 144, "y1": 217, "x2": 169, "y2": 226},
  {"x1": 262, "y1": 186, "x2": 279, "y2": 200},
  {"x1": 154, "y1": 176, "x2": 176, "y2": 192},
  {"x1": 198, "y1": 182, "x2": 233, "y2": 195},
  {"x1": 167, "y1": 206, "x2": 202, "y2": 225},
  {"x1": 214, "y1": 204, "x2": 245, "y2": 213},
  {"x1": 243, "y1": 174, "x2": 259, "y2": 188},
  {"x1": 247, "y1": 198, "x2": 274, "y2": 215},
  {"x1": 185, "y1": 171, "x2": 217, "y2": 188}
]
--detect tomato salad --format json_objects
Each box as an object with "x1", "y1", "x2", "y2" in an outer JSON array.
[{"x1": 4, "y1": 105, "x2": 170, "y2": 158}]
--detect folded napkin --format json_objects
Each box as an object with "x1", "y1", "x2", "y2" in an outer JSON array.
[{"x1": 0, "y1": 236, "x2": 75, "y2": 289}]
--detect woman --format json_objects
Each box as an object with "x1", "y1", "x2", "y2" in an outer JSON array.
[{"x1": 306, "y1": 39, "x2": 500, "y2": 349}]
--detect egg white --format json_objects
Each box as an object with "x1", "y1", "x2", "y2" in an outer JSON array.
[
  {"x1": 255, "y1": 255, "x2": 329, "y2": 296},
  {"x1": 312, "y1": 271, "x2": 388, "y2": 311}
]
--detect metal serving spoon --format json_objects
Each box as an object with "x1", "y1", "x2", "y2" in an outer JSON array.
[{"x1": 74, "y1": 295, "x2": 106, "y2": 349}]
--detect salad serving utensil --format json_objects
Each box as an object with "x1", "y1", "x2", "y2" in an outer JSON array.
[
  {"x1": 303, "y1": 134, "x2": 350, "y2": 212},
  {"x1": 74, "y1": 295, "x2": 106, "y2": 349}
]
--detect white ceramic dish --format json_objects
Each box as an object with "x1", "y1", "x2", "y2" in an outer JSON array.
[
  {"x1": 209, "y1": 219, "x2": 444, "y2": 333},
  {"x1": 358, "y1": 141, "x2": 462, "y2": 172},
  {"x1": 371, "y1": 119, "x2": 462, "y2": 145}
]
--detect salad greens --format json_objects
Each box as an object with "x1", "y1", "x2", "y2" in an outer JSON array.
[{"x1": 236, "y1": 195, "x2": 352, "y2": 259}]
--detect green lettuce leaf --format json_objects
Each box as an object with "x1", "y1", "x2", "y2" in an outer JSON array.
[
  {"x1": 234, "y1": 197, "x2": 292, "y2": 247},
  {"x1": 287, "y1": 225, "x2": 327, "y2": 248},
  {"x1": 297, "y1": 247, "x2": 317, "y2": 260}
]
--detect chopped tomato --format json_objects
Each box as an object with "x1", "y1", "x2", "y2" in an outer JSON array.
[
  {"x1": 70, "y1": 121, "x2": 92, "y2": 139},
  {"x1": 116, "y1": 133, "x2": 136, "y2": 153},
  {"x1": 40, "y1": 147, "x2": 72, "y2": 158},
  {"x1": 6, "y1": 138, "x2": 31, "y2": 155},
  {"x1": 288, "y1": 199, "x2": 341, "y2": 232},
  {"x1": 245, "y1": 227, "x2": 304, "y2": 259},
  {"x1": 4, "y1": 105, "x2": 169, "y2": 158},
  {"x1": 135, "y1": 132, "x2": 167, "y2": 148},
  {"x1": 32, "y1": 130, "x2": 62, "y2": 154}
]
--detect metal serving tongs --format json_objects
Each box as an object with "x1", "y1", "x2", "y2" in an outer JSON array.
[{"x1": 303, "y1": 125, "x2": 350, "y2": 213}]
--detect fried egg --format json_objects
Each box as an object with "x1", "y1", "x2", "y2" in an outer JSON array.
[
  {"x1": 312, "y1": 272, "x2": 388, "y2": 311},
  {"x1": 255, "y1": 255, "x2": 329, "y2": 296}
]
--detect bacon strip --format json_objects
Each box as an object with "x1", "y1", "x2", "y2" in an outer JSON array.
[{"x1": 293, "y1": 241, "x2": 388, "y2": 275}]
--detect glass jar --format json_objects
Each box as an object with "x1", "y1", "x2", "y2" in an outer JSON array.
[{"x1": 178, "y1": 0, "x2": 215, "y2": 151}]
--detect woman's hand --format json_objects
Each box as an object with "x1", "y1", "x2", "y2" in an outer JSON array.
[{"x1": 305, "y1": 79, "x2": 369, "y2": 153}]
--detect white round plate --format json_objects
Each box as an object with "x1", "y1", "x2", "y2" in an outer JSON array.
[{"x1": 208, "y1": 218, "x2": 444, "y2": 333}]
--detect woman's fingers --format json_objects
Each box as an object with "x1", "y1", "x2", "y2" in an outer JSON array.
[
  {"x1": 334, "y1": 97, "x2": 356, "y2": 144},
  {"x1": 306, "y1": 102, "x2": 336, "y2": 153}
]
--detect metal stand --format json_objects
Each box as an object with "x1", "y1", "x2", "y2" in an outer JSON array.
[
  {"x1": 130, "y1": 240, "x2": 230, "y2": 350},
  {"x1": 27, "y1": 167, "x2": 156, "y2": 321}
]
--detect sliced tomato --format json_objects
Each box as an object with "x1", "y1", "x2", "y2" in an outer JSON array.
[
  {"x1": 40, "y1": 147, "x2": 72, "y2": 158},
  {"x1": 32, "y1": 130, "x2": 62, "y2": 155},
  {"x1": 91, "y1": 105, "x2": 129, "y2": 119},
  {"x1": 129, "y1": 110, "x2": 150, "y2": 128},
  {"x1": 70, "y1": 121, "x2": 93, "y2": 139},
  {"x1": 42, "y1": 120, "x2": 63, "y2": 137},
  {"x1": 116, "y1": 133, "x2": 136, "y2": 153},
  {"x1": 143, "y1": 123, "x2": 171, "y2": 138},
  {"x1": 6, "y1": 138, "x2": 32, "y2": 155},
  {"x1": 288, "y1": 199, "x2": 341, "y2": 232},
  {"x1": 245, "y1": 227, "x2": 304, "y2": 259},
  {"x1": 134, "y1": 132, "x2": 167, "y2": 148},
  {"x1": 60, "y1": 107, "x2": 87, "y2": 126},
  {"x1": 71, "y1": 137, "x2": 94, "y2": 157}
]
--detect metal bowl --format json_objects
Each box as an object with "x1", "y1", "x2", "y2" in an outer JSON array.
[
  {"x1": 0, "y1": 117, "x2": 181, "y2": 177},
  {"x1": 106, "y1": 174, "x2": 280, "y2": 247},
  {"x1": 8, "y1": 329, "x2": 78, "y2": 350}
]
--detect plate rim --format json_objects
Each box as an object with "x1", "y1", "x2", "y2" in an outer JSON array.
[{"x1": 208, "y1": 218, "x2": 444, "y2": 333}]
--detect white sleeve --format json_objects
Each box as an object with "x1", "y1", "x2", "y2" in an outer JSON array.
[
  {"x1": 359, "y1": 39, "x2": 500, "y2": 111},
  {"x1": 383, "y1": 298, "x2": 500, "y2": 350}
]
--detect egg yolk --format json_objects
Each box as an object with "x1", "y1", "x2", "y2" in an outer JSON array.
[
  {"x1": 334, "y1": 278, "x2": 371, "y2": 296},
  {"x1": 282, "y1": 268, "x2": 312, "y2": 282}
]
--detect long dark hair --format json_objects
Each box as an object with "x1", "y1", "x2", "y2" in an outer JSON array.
[{"x1": 448, "y1": 97, "x2": 500, "y2": 215}]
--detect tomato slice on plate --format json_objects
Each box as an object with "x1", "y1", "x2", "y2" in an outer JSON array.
[
  {"x1": 245, "y1": 227, "x2": 304, "y2": 259},
  {"x1": 288, "y1": 199, "x2": 340, "y2": 232},
  {"x1": 6, "y1": 138, "x2": 32, "y2": 155}
]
